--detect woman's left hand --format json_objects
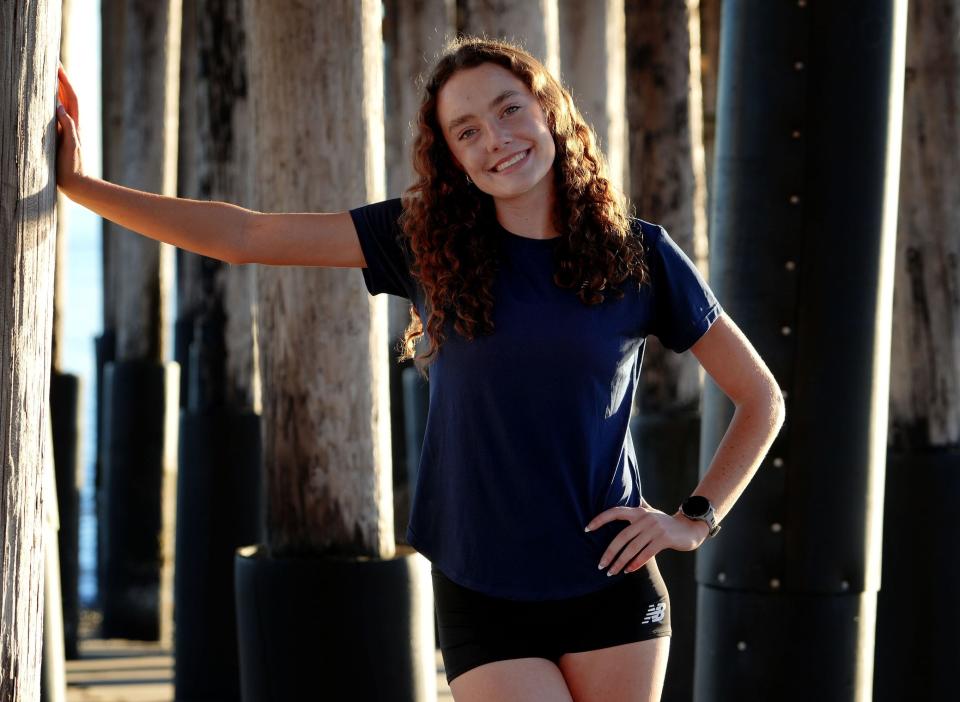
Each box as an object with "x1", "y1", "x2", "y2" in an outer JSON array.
[{"x1": 586, "y1": 499, "x2": 710, "y2": 576}]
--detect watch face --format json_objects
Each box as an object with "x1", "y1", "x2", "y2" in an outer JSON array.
[{"x1": 682, "y1": 495, "x2": 710, "y2": 518}]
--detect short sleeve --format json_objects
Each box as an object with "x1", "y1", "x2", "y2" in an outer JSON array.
[
  {"x1": 641, "y1": 220, "x2": 723, "y2": 353},
  {"x1": 349, "y1": 198, "x2": 417, "y2": 301}
]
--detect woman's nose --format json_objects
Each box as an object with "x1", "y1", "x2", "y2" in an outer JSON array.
[{"x1": 484, "y1": 124, "x2": 512, "y2": 151}]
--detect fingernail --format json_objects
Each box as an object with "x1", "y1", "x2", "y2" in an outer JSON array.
[
  {"x1": 584, "y1": 526, "x2": 591, "y2": 532},
  {"x1": 607, "y1": 570, "x2": 615, "y2": 577},
  {"x1": 597, "y1": 562, "x2": 606, "y2": 569}
]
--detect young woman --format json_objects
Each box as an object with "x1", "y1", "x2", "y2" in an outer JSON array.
[{"x1": 56, "y1": 38, "x2": 784, "y2": 702}]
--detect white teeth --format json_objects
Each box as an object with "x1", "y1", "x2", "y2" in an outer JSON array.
[{"x1": 494, "y1": 150, "x2": 528, "y2": 172}]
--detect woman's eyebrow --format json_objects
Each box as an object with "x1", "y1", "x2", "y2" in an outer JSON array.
[{"x1": 447, "y1": 89, "x2": 520, "y2": 132}]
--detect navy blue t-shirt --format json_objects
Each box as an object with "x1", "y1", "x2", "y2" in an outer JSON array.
[{"x1": 349, "y1": 198, "x2": 723, "y2": 600}]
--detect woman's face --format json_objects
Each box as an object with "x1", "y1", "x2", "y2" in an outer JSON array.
[{"x1": 436, "y1": 62, "x2": 556, "y2": 203}]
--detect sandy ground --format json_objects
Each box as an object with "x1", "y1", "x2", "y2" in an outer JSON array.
[{"x1": 66, "y1": 610, "x2": 454, "y2": 701}]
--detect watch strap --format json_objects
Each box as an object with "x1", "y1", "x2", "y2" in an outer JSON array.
[{"x1": 680, "y1": 496, "x2": 722, "y2": 537}]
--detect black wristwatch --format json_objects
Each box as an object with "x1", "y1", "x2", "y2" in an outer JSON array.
[{"x1": 679, "y1": 495, "x2": 721, "y2": 537}]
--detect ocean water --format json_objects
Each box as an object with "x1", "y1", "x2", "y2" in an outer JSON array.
[
  {"x1": 61, "y1": 0, "x2": 109, "y2": 609},
  {"x1": 61, "y1": 0, "x2": 179, "y2": 607},
  {"x1": 63, "y1": 203, "x2": 178, "y2": 607},
  {"x1": 61, "y1": 204, "x2": 103, "y2": 608}
]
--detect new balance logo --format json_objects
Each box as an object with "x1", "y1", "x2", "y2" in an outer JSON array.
[{"x1": 642, "y1": 602, "x2": 666, "y2": 624}]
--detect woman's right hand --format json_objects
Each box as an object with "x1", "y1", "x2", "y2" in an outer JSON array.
[{"x1": 55, "y1": 61, "x2": 85, "y2": 193}]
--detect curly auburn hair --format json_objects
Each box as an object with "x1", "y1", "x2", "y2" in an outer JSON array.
[{"x1": 397, "y1": 36, "x2": 650, "y2": 376}]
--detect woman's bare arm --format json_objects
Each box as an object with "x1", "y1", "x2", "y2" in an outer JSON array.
[
  {"x1": 63, "y1": 176, "x2": 365, "y2": 268},
  {"x1": 242, "y1": 210, "x2": 365, "y2": 267},
  {"x1": 684, "y1": 314, "x2": 786, "y2": 527},
  {"x1": 56, "y1": 62, "x2": 365, "y2": 269},
  {"x1": 64, "y1": 176, "x2": 247, "y2": 264}
]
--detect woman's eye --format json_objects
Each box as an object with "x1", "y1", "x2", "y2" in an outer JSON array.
[
  {"x1": 504, "y1": 105, "x2": 521, "y2": 116},
  {"x1": 459, "y1": 128, "x2": 477, "y2": 140}
]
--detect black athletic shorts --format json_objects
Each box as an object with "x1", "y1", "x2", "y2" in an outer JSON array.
[{"x1": 431, "y1": 557, "x2": 672, "y2": 685}]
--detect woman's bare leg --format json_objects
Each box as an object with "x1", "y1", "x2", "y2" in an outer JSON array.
[
  {"x1": 450, "y1": 657, "x2": 575, "y2": 702},
  {"x1": 558, "y1": 637, "x2": 671, "y2": 702}
]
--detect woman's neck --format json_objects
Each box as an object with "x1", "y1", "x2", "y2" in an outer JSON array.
[{"x1": 492, "y1": 175, "x2": 559, "y2": 240}]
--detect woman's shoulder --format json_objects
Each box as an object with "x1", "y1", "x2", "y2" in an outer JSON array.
[
  {"x1": 352, "y1": 196, "x2": 405, "y2": 219},
  {"x1": 626, "y1": 216, "x2": 667, "y2": 249},
  {"x1": 349, "y1": 197, "x2": 409, "y2": 242}
]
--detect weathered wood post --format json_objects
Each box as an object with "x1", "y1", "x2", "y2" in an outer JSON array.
[
  {"x1": 558, "y1": 0, "x2": 628, "y2": 192},
  {"x1": 0, "y1": 1, "x2": 61, "y2": 699},
  {"x1": 234, "y1": 1, "x2": 435, "y2": 699},
  {"x1": 40, "y1": 420, "x2": 66, "y2": 702},
  {"x1": 173, "y1": 1, "x2": 263, "y2": 698},
  {"x1": 699, "y1": 0, "x2": 720, "y2": 214},
  {"x1": 459, "y1": 0, "x2": 561, "y2": 78},
  {"x1": 99, "y1": 0, "x2": 181, "y2": 643},
  {"x1": 41, "y1": 6, "x2": 76, "y2": 696},
  {"x1": 697, "y1": 2, "x2": 907, "y2": 699},
  {"x1": 383, "y1": 0, "x2": 454, "y2": 549},
  {"x1": 622, "y1": 2, "x2": 710, "y2": 699},
  {"x1": 875, "y1": 1, "x2": 960, "y2": 698},
  {"x1": 49, "y1": 0, "x2": 83, "y2": 665},
  {"x1": 94, "y1": 0, "x2": 124, "y2": 609}
]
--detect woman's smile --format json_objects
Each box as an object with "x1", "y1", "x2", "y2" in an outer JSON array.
[
  {"x1": 490, "y1": 148, "x2": 532, "y2": 174},
  {"x1": 437, "y1": 63, "x2": 556, "y2": 206}
]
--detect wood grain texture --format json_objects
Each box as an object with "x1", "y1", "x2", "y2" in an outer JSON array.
[
  {"x1": 244, "y1": 0, "x2": 392, "y2": 558},
  {"x1": 558, "y1": 0, "x2": 628, "y2": 192},
  {"x1": 889, "y1": 0, "x2": 960, "y2": 449},
  {"x1": 176, "y1": 0, "x2": 203, "y2": 323},
  {"x1": 379, "y1": 0, "x2": 455, "y2": 341},
  {"x1": 178, "y1": 0, "x2": 259, "y2": 411},
  {"x1": 53, "y1": 0, "x2": 74, "y2": 373},
  {"x1": 0, "y1": 1, "x2": 61, "y2": 698},
  {"x1": 112, "y1": 0, "x2": 180, "y2": 362},
  {"x1": 626, "y1": 0, "x2": 709, "y2": 412},
  {"x1": 460, "y1": 0, "x2": 561, "y2": 78},
  {"x1": 100, "y1": 0, "x2": 125, "y2": 338},
  {"x1": 699, "y1": 0, "x2": 720, "y2": 208}
]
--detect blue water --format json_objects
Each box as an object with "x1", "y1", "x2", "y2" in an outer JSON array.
[
  {"x1": 61, "y1": 205, "x2": 103, "y2": 608},
  {"x1": 62, "y1": 2, "x2": 179, "y2": 606},
  {"x1": 61, "y1": 0, "x2": 105, "y2": 609}
]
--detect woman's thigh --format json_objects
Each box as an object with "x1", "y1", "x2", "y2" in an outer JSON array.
[
  {"x1": 558, "y1": 636, "x2": 671, "y2": 702},
  {"x1": 450, "y1": 656, "x2": 575, "y2": 702},
  {"x1": 433, "y1": 559, "x2": 671, "y2": 698}
]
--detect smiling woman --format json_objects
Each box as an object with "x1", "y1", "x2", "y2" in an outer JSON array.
[
  {"x1": 56, "y1": 33, "x2": 783, "y2": 702},
  {"x1": 396, "y1": 38, "x2": 652, "y2": 374},
  {"x1": 437, "y1": 68, "x2": 557, "y2": 204},
  {"x1": 344, "y1": 37, "x2": 783, "y2": 701}
]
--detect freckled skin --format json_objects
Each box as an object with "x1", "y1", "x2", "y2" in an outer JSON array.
[{"x1": 436, "y1": 63, "x2": 557, "y2": 207}]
